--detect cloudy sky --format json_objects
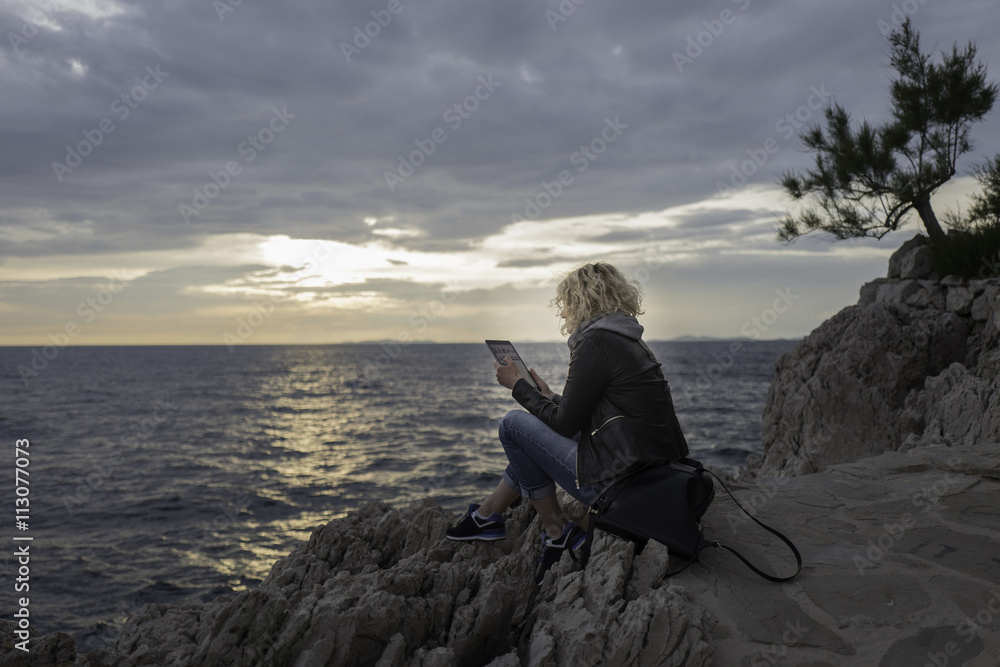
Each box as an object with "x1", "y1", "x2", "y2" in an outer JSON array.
[{"x1": 1, "y1": 0, "x2": 998, "y2": 345}]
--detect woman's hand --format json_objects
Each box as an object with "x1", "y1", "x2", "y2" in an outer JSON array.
[
  {"x1": 494, "y1": 356, "x2": 523, "y2": 389},
  {"x1": 529, "y1": 368, "x2": 555, "y2": 400}
]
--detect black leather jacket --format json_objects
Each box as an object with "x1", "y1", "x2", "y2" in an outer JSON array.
[{"x1": 511, "y1": 328, "x2": 689, "y2": 489}]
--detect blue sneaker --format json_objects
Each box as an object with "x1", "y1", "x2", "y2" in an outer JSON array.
[
  {"x1": 446, "y1": 503, "x2": 507, "y2": 541},
  {"x1": 535, "y1": 521, "x2": 586, "y2": 584}
]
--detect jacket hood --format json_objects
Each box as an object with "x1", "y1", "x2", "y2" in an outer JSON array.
[{"x1": 567, "y1": 311, "x2": 644, "y2": 349}]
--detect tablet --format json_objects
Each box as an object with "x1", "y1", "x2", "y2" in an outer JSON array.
[{"x1": 485, "y1": 340, "x2": 540, "y2": 390}]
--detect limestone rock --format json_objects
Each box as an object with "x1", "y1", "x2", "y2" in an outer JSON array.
[
  {"x1": 0, "y1": 624, "x2": 76, "y2": 666},
  {"x1": 751, "y1": 239, "x2": 1000, "y2": 480},
  {"x1": 941, "y1": 274, "x2": 964, "y2": 287},
  {"x1": 6, "y1": 444, "x2": 1000, "y2": 667},
  {"x1": 887, "y1": 234, "x2": 927, "y2": 279},
  {"x1": 971, "y1": 285, "x2": 1000, "y2": 321},
  {"x1": 946, "y1": 286, "x2": 975, "y2": 315},
  {"x1": 858, "y1": 278, "x2": 887, "y2": 307},
  {"x1": 876, "y1": 279, "x2": 919, "y2": 304},
  {"x1": 898, "y1": 306, "x2": 1000, "y2": 451},
  {"x1": 9, "y1": 494, "x2": 717, "y2": 667},
  {"x1": 904, "y1": 285, "x2": 945, "y2": 310},
  {"x1": 898, "y1": 244, "x2": 934, "y2": 279},
  {"x1": 750, "y1": 302, "x2": 970, "y2": 477}
]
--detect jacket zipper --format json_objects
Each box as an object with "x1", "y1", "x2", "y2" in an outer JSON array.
[
  {"x1": 579, "y1": 415, "x2": 626, "y2": 488},
  {"x1": 591, "y1": 414, "x2": 624, "y2": 436}
]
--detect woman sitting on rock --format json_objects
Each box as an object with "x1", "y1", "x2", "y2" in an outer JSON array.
[{"x1": 446, "y1": 262, "x2": 690, "y2": 583}]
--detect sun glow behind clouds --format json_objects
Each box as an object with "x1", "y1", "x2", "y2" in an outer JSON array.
[
  {"x1": 1, "y1": 182, "x2": 926, "y2": 308},
  {"x1": 194, "y1": 186, "x2": 808, "y2": 310}
]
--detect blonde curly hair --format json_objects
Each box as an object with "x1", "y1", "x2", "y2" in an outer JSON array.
[{"x1": 550, "y1": 262, "x2": 644, "y2": 335}]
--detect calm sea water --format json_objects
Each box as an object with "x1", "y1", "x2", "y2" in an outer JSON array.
[{"x1": 0, "y1": 340, "x2": 796, "y2": 652}]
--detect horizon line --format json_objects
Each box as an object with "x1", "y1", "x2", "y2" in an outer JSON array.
[{"x1": 0, "y1": 336, "x2": 804, "y2": 347}]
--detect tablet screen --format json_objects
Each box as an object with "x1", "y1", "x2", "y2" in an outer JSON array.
[{"x1": 485, "y1": 340, "x2": 540, "y2": 390}]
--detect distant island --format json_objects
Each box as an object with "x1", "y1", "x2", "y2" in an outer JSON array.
[{"x1": 344, "y1": 336, "x2": 803, "y2": 345}]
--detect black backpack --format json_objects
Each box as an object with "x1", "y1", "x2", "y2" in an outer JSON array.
[{"x1": 572, "y1": 457, "x2": 802, "y2": 582}]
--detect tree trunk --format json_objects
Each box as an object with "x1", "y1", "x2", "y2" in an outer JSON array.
[{"x1": 913, "y1": 194, "x2": 946, "y2": 244}]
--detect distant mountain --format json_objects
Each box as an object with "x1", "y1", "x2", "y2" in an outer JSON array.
[
  {"x1": 664, "y1": 335, "x2": 803, "y2": 343},
  {"x1": 666, "y1": 335, "x2": 755, "y2": 342}
]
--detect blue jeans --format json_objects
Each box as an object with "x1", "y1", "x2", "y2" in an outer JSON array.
[{"x1": 498, "y1": 409, "x2": 609, "y2": 506}]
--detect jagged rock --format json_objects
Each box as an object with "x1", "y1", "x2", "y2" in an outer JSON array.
[
  {"x1": 887, "y1": 235, "x2": 927, "y2": 278},
  {"x1": 904, "y1": 284, "x2": 945, "y2": 310},
  {"x1": 858, "y1": 278, "x2": 887, "y2": 307},
  {"x1": 946, "y1": 286, "x2": 975, "y2": 315},
  {"x1": 898, "y1": 305, "x2": 1000, "y2": 450},
  {"x1": 753, "y1": 237, "x2": 1000, "y2": 481},
  {"x1": 6, "y1": 444, "x2": 1000, "y2": 666},
  {"x1": 941, "y1": 274, "x2": 964, "y2": 287},
  {"x1": 0, "y1": 625, "x2": 76, "y2": 666},
  {"x1": 899, "y1": 244, "x2": 934, "y2": 279},
  {"x1": 750, "y1": 302, "x2": 970, "y2": 477},
  {"x1": 971, "y1": 286, "x2": 1000, "y2": 321},
  {"x1": 876, "y1": 279, "x2": 920, "y2": 304}
]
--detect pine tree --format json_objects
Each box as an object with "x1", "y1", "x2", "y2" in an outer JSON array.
[{"x1": 778, "y1": 18, "x2": 998, "y2": 245}]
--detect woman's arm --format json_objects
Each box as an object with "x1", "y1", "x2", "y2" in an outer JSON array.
[
  {"x1": 494, "y1": 359, "x2": 557, "y2": 401},
  {"x1": 511, "y1": 336, "x2": 608, "y2": 437},
  {"x1": 529, "y1": 369, "x2": 555, "y2": 400}
]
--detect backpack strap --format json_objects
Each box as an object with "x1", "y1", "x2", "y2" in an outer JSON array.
[
  {"x1": 570, "y1": 471, "x2": 802, "y2": 583},
  {"x1": 571, "y1": 507, "x2": 598, "y2": 568},
  {"x1": 704, "y1": 470, "x2": 803, "y2": 582}
]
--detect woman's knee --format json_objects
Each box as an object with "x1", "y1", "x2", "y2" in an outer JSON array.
[{"x1": 498, "y1": 409, "x2": 532, "y2": 443}]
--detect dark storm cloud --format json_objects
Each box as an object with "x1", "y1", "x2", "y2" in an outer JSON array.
[{"x1": 0, "y1": 0, "x2": 998, "y2": 259}]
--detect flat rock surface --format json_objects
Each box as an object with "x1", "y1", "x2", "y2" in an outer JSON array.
[{"x1": 680, "y1": 441, "x2": 1000, "y2": 667}]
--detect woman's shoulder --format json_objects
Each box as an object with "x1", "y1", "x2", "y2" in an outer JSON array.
[
  {"x1": 578, "y1": 327, "x2": 642, "y2": 346},
  {"x1": 572, "y1": 329, "x2": 646, "y2": 363}
]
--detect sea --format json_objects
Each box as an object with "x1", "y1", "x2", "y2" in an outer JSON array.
[{"x1": 0, "y1": 340, "x2": 797, "y2": 653}]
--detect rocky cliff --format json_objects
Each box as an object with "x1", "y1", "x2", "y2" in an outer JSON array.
[
  {"x1": 6, "y1": 441, "x2": 1000, "y2": 666},
  {"x1": 746, "y1": 235, "x2": 1000, "y2": 478}
]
